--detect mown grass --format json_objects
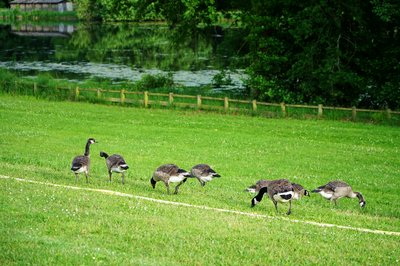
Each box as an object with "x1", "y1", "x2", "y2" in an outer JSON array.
[{"x1": 0, "y1": 94, "x2": 399, "y2": 265}]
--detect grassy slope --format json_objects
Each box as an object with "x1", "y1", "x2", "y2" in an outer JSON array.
[{"x1": 0, "y1": 95, "x2": 399, "y2": 264}]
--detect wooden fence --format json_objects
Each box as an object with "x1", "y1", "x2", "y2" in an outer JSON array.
[{"x1": 10, "y1": 81, "x2": 400, "y2": 122}]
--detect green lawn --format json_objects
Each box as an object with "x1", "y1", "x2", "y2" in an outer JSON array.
[{"x1": 0, "y1": 94, "x2": 399, "y2": 265}]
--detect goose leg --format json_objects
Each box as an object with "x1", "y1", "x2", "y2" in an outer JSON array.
[
  {"x1": 273, "y1": 200, "x2": 278, "y2": 213},
  {"x1": 121, "y1": 173, "x2": 125, "y2": 185},
  {"x1": 286, "y1": 200, "x2": 292, "y2": 215},
  {"x1": 108, "y1": 170, "x2": 112, "y2": 182},
  {"x1": 85, "y1": 172, "x2": 89, "y2": 183},
  {"x1": 174, "y1": 179, "x2": 186, "y2": 194},
  {"x1": 165, "y1": 182, "x2": 170, "y2": 194},
  {"x1": 196, "y1": 177, "x2": 205, "y2": 187},
  {"x1": 75, "y1": 173, "x2": 78, "y2": 183}
]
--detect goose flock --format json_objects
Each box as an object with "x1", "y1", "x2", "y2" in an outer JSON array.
[{"x1": 71, "y1": 138, "x2": 366, "y2": 215}]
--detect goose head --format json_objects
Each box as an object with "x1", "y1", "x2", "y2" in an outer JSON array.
[{"x1": 150, "y1": 177, "x2": 157, "y2": 189}]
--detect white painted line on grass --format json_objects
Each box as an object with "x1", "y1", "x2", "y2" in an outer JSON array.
[{"x1": 1, "y1": 175, "x2": 399, "y2": 237}]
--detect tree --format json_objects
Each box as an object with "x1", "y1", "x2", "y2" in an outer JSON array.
[{"x1": 244, "y1": 0, "x2": 400, "y2": 109}]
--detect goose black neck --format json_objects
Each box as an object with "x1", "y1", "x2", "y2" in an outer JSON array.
[
  {"x1": 356, "y1": 192, "x2": 364, "y2": 202},
  {"x1": 255, "y1": 186, "x2": 269, "y2": 202},
  {"x1": 84, "y1": 141, "x2": 92, "y2": 156}
]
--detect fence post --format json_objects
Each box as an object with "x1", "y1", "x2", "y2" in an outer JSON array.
[
  {"x1": 75, "y1": 87, "x2": 79, "y2": 99},
  {"x1": 386, "y1": 108, "x2": 392, "y2": 120},
  {"x1": 252, "y1": 100, "x2": 257, "y2": 111},
  {"x1": 144, "y1": 91, "x2": 149, "y2": 108},
  {"x1": 352, "y1": 106, "x2": 357, "y2": 121},
  {"x1": 97, "y1": 89, "x2": 101, "y2": 98},
  {"x1": 120, "y1": 89, "x2": 125, "y2": 104},
  {"x1": 280, "y1": 102, "x2": 287, "y2": 117},
  {"x1": 33, "y1": 82, "x2": 37, "y2": 96},
  {"x1": 169, "y1": 92, "x2": 174, "y2": 105},
  {"x1": 224, "y1": 97, "x2": 229, "y2": 111},
  {"x1": 197, "y1": 95, "x2": 202, "y2": 109},
  {"x1": 318, "y1": 104, "x2": 323, "y2": 118}
]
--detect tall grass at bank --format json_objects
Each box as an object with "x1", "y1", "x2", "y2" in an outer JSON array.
[
  {"x1": 0, "y1": 95, "x2": 399, "y2": 264},
  {"x1": 1, "y1": 69, "x2": 399, "y2": 125},
  {"x1": 0, "y1": 8, "x2": 77, "y2": 22}
]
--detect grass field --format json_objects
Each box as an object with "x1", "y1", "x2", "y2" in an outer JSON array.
[{"x1": 0, "y1": 94, "x2": 399, "y2": 265}]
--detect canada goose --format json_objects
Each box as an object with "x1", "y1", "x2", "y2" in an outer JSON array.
[
  {"x1": 251, "y1": 179, "x2": 294, "y2": 215},
  {"x1": 71, "y1": 138, "x2": 96, "y2": 183},
  {"x1": 100, "y1": 151, "x2": 129, "y2": 184},
  {"x1": 190, "y1": 164, "x2": 221, "y2": 186},
  {"x1": 246, "y1": 180, "x2": 309, "y2": 200},
  {"x1": 312, "y1": 180, "x2": 366, "y2": 207},
  {"x1": 150, "y1": 164, "x2": 191, "y2": 194},
  {"x1": 292, "y1": 183, "x2": 310, "y2": 200}
]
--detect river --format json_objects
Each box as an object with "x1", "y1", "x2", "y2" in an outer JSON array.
[{"x1": 0, "y1": 22, "x2": 249, "y2": 96}]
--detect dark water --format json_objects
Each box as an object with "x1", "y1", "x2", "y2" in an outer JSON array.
[{"x1": 0, "y1": 22, "x2": 249, "y2": 94}]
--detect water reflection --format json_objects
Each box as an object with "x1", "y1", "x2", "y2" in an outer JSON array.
[{"x1": 0, "y1": 22, "x2": 249, "y2": 93}]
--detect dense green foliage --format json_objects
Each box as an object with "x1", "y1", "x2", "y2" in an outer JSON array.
[
  {"x1": 245, "y1": 1, "x2": 400, "y2": 109},
  {"x1": 71, "y1": 0, "x2": 400, "y2": 110},
  {"x1": 0, "y1": 0, "x2": 8, "y2": 8},
  {"x1": 0, "y1": 95, "x2": 399, "y2": 264},
  {"x1": 1, "y1": 1, "x2": 399, "y2": 109}
]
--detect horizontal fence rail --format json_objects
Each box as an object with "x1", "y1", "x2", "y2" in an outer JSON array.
[{"x1": 2, "y1": 80, "x2": 400, "y2": 123}]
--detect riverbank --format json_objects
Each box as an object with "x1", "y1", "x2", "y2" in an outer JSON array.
[
  {"x1": 1, "y1": 69, "x2": 398, "y2": 125},
  {"x1": 0, "y1": 8, "x2": 77, "y2": 22}
]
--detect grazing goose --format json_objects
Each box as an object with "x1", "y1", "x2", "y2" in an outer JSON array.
[
  {"x1": 312, "y1": 180, "x2": 366, "y2": 207},
  {"x1": 247, "y1": 180, "x2": 309, "y2": 200},
  {"x1": 251, "y1": 179, "x2": 294, "y2": 215},
  {"x1": 100, "y1": 151, "x2": 129, "y2": 184},
  {"x1": 150, "y1": 164, "x2": 191, "y2": 194},
  {"x1": 71, "y1": 138, "x2": 96, "y2": 183},
  {"x1": 292, "y1": 183, "x2": 310, "y2": 200},
  {"x1": 190, "y1": 164, "x2": 221, "y2": 186}
]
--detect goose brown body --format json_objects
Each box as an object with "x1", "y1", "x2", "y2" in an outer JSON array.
[
  {"x1": 292, "y1": 183, "x2": 310, "y2": 200},
  {"x1": 312, "y1": 180, "x2": 366, "y2": 207},
  {"x1": 71, "y1": 138, "x2": 96, "y2": 183},
  {"x1": 151, "y1": 164, "x2": 191, "y2": 194},
  {"x1": 190, "y1": 164, "x2": 221, "y2": 186},
  {"x1": 100, "y1": 151, "x2": 129, "y2": 184},
  {"x1": 251, "y1": 179, "x2": 294, "y2": 215},
  {"x1": 247, "y1": 180, "x2": 309, "y2": 200}
]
